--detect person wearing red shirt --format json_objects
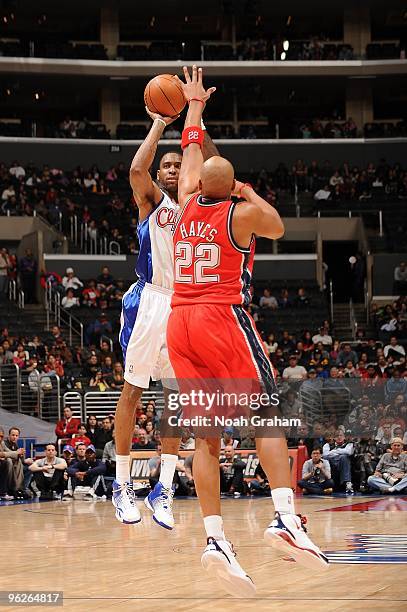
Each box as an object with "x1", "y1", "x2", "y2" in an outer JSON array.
[
  {"x1": 70, "y1": 424, "x2": 92, "y2": 448},
  {"x1": 44, "y1": 355, "x2": 64, "y2": 378},
  {"x1": 55, "y1": 407, "x2": 80, "y2": 440}
]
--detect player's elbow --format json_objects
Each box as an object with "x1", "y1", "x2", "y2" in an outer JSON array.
[
  {"x1": 129, "y1": 164, "x2": 144, "y2": 180},
  {"x1": 272, "y1": 224, "x2": 285, "y2": 240}
]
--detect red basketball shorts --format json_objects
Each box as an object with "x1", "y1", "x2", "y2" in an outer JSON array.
[{"x1": 167, "y1": 303, "x2": 277, "y2": 422}]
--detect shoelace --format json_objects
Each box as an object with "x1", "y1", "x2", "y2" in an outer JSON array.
[
  {"x1": 121, "y1": 482, "x2": 137, "y2": 505},
  {"x1": 159, "y1": 487, "x2": 174, "y2": 510}
]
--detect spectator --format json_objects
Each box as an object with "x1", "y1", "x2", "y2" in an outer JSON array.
[
  {"x1": 297, "y1": 448, "x2": 334, "y2": 495},
  {"x1": 0, "y1": 427, "x2": 13, "y2": 499},
  {"x1": 376, "y1": 423, "x2": 394, "y2": 453},
  {"x1": 0, "y1": 248, "x2": 10, "y2": 299},
  {"x1": 240, "y1": 427, "x2": 256, "y2": 449},
  {"x1": 220, "y1": 446, "x2": 246, "y2": 496},
  {"x1": 19, "y1": 248, "x2": 37, "y2": 303},
  {"x1": 29, "y1": 443, "x2": 67, "y2": 499},
  {"x1": 55, "y1": 407, "x2": 80, "y2": 441},
  {"x1": 86, "y1": 312, "x2": 112, "y2": 345},
  {"x1": 94, "y1": 417, "x2": 113, "y2": 456},
  {"x1": 336, "y1": 343, "x2": 358, "y2": 366},
  {"x1": 314, "y1": 185, "x2": 331, "y2": 201},
  {"x1": 259, "y1": 288, "x2": 278, "y2": 309},
  {"x1": 82, "y1": 280, "x2": 100, "y2": 307},
  {"x1": 44, "y1": 355, "x2": 64, "y2": 379},
  {"x1": 102, "y1": 429, "x2": 116, "y2": 476},
  {"x1": 179, "y1": 428, "x2": 195, "y2": 450},
  {"x1": 61, "y1": 288, "x2": 79, "y2": 309},
  {"x1": 89, "y1": 370, "x2": 108, "y2": 392},
  {"x1": 105, "y1": 362, "x2": 125, "y2": 391},
  {"x1": 96, "y1": 266, "x2": 115, "y2": 294},
  {"x1": 2, "y1": 427, "x2": 33, "y2": 498},
  {"x1": 86, "y1": 415, "x2": 100, "y2": 445},
  {"x1": 282, "y1": 355, "x2": 307, "y2": 380},
  {"x1": 323, "y1": 430, "x2": 354, "y2": 494},
  {"x1": 62, "y1": 267, "x2": 83, "y2": 292},
  {"x1": 353, "y1": 436, "x2": 380, "y2": 492},
  {"x1": 367, "y1": 438, "x2": 407, "y2": 493},
  {"x1": 384, "y1": 336, "x2": 405, "y2": 360},
  {"x1": 70, "y1": 423, "x2": 92, "y2": 448},
  {"x1": 312, "y1": 327, "x2": 333, "y2": 346},
  {"x1": 394, "y1": 262, "x2": 407, "y2": 295},
  {"x1": 249, "y1": 462, "x2": 270, "y2": 495},
  {"x1": 67, "y1": 444, "x2": 107, "y2": 498},
  {"x1": 62, "y1": 445, "x2": 75, "y2": 466},
  {"x1": 132, "y1": 429, "x2": 155, "y2": 450},
  {"x1": 220, "y1": 428, "x2": 239, "y2": 449},
  {"x1": 295, "y1": 287, "x2": 310, "y2": 307}
]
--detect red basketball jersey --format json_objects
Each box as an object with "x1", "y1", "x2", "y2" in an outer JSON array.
[{"x1": 172, "y1": 193, "x2": 255, "y2": 306}]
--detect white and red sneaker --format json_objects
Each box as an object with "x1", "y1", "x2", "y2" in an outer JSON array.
[
  {"x1": 201, "y1": 538, "x2": 256, "y2": 598},
  {"x1": 264, "y1": 512, "x2": 329, "y2": 570}
]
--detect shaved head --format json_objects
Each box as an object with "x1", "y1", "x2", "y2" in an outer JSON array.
[{"x1": 199, "y1": 156, "x2": 235, "y2": 200}]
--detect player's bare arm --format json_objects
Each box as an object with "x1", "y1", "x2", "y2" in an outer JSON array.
[
  {"x1": 129, "y1": 109, "x2": 179, "y2": 218},
  {"x1": 203, "y1": 130, "x2": 220, "y2": 160},
  {"x1": 176, "y1": 65, "x2": 216, "y2": 207},
  {"x1": 232, "y1": 181, "x2": 285, "y2": 244}
]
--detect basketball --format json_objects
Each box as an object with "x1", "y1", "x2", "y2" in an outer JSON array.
[{"x1": 144, "y1": 74, "x2": 186, "y2": 117}]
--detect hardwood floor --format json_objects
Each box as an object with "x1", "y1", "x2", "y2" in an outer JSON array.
[{"x1": 0, "y1": 495, "x2": 406, "y2": 611}]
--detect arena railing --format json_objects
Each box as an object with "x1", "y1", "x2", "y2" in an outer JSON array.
[
  {"x1": 45, "y1": 282, "x2": 84, "y2": 347},
  {"x1": 78, "y1": 223, "x2": 122, "y2": 255},
  {"x1": 8, "y1": 279, "x2": 25, "y2": 310},
  {"x1": 0, "y1": 366, "x2": 60, "y2": 421},
  {"x1": 73, "y1": 389, "x2": 165, "y2": 421},
  {"x1": 0, "y1": 364, "x2": 20, "y2": 412},
  {"x1": 62, "y1": 391, "x2": 84, "y2": 421}
]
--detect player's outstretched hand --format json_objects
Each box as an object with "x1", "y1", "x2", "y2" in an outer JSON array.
[
  {"x1": 176, "y1": 65, "x2": 216, "y2": 105},
  {"x1": 145, "y1": 106, "x2": 180, "y2": 125}
]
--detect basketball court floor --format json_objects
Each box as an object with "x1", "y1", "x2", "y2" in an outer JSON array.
[{"x1": 0, "y1": 494, "x2": 406, "y2": 611}]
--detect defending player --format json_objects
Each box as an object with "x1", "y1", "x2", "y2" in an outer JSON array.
[
  {"x1": 167, "y1": 66, "x2": 329, "y2": 597},
  {"x1": 113, "y1": 101, "x2": 218, "y2": 530}
]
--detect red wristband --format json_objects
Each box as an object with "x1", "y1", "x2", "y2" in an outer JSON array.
[
  {"x1": 189, "y1": 98, "x2": 205, "y2": 105},
  {"x1": 181, "y1": 126, "x2": 204, "y2": 150}
]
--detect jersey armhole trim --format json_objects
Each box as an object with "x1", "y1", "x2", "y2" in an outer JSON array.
[
  {"x1": 173, "y1": 192, "x2": 196, "y2": 233},
  {"x1": 137, "y1": 192, "x2": 165, "y2": 226},
  {"x1": 227, "y1": 201, "x2": 253, "y2": 253}
]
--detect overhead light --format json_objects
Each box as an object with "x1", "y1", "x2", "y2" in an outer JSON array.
[
  {"x1": 281, "y1": 52, "x2": 286, "y2": 61},
  {"x1": 34, "y1": 92, "x2": 39, "y2": 100},
  {"x1": 283, "y1": 40, "x2": 289, "y2": 51}
]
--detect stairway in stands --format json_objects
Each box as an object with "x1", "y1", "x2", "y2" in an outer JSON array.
[
  {"x1": 1, "y1": 299, "x2": 76, "y2": 346},
  {"x1": 1, "y1": 301, "x2": 49, "y2": 339},
  {"x1": 332, "y1": 302, "x2": 376, "y2": 341}
]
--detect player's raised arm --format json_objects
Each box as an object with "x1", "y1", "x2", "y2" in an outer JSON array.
[
  {"x1": 129, "y1": 109, "x2": 179, "y2": 215},
  {"x1": 233, "y1": 181, "x2": 285, "y2": 241},
  {"x1": 176, "y1": 66, "x2": 216, "y2": 208}
]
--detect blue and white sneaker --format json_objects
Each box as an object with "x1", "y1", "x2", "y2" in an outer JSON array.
[
  {"x1": 144, "y1": 482, "x2": 175, "y2": 530},
  {"x1": 112, "y1": 480, "x2": 141, "y2": 524},
  {"x1": 264, "y1": 512, "x2": 329, "y2": 570},
  {"x1": 201, "y1": 538, "x2": 256, "y2": 598}
]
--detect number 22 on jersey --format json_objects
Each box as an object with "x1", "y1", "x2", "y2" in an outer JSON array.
[{"x1": 175, "y1": 241, "x2": 220, "y2": 283}]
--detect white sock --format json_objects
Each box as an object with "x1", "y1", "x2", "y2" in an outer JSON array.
[
  {"x1": 116, "y1": 454, "x2": 130, "y2": 485},
  {"x1": 271, "y1": 487, "x2": 296, "y2": 515},
  {"x1": 159, "y1": 454, "x2": 178, "y2": 489},
  {"x1": 204, "y1": 515, "x2": 225, "y2": 540}
]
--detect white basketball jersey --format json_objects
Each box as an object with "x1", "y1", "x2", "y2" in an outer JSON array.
[{"x1": 135, "y1": 191, "x2": 178, "y2": 290}]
